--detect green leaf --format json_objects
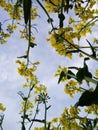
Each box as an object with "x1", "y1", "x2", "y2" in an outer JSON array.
[
  {"x1": 84, "y1": 57, "x2": 90, "y2": 61},
  {"x1": 76, "y1": 68, "x2": 84, "y2": 83},
  {"x1": 46, "y1": 105, "x2": 51, "y2": 110},
  {"x1": 83, "y1": 58, "x2": 92, "y2": 78},
  {"x1": 94, "y1": 119, "x2": 97, "y2": 127},
  {"x1": 76, "y1": 58, "x2": 92, "y2": 83},
  {"x1": 58, "y1": 71, "x2": 65, "y2": 84},
  {"x1": 76, "y1": 84, "x2": 98, "y2": 107},
  {"x1": 17, "y1": 55, "x2": 27, "y2": 59},
  {"x1": 67, "y1": 70, "x2": 75, "y2": 79},
  {"x1": 75, "y1": 90, "x2": 93, "y2": 106},
  {"x1": 30, "y1": 42, "x2": 37, "y2": 48},
  {"x1": 94, "y1": 83, "x2": 98, "y2": 93}
]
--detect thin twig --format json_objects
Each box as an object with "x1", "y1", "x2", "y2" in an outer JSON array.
[
  {"x1": 78, "y1": 16, "x2": 98, "y2": 34},
  {"x1": 44, "y1": 102, "x2": 47, "y2": 129},
  {"x1": 36, "y1": 0, "x2": 54, "y2": 30},
  {"x1": 29, "y1": 103, "x2": 39, "y2": 130},
  {"x1": 63, "y1": 37, "x2": 98, "y2": 61},
  {"x1": 30, "y1": 119, "x2": 45, "y2": 123}
]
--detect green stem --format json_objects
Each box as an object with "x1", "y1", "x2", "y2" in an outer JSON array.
[
  {"x1": 61, "y1": 0, "x2": 64, "y2": 13},
  {"x1": 21, "y1": 87, "x2": 32, "y2": 130},
  {"x1": 36, "y1": 0, "x2": 54, "y2": 30},
  {"x1": 66, "y1": 73, "x2": 98, "y2": 85},
  {"x1": 78, "y1": 16, "x2": 98, "y2": 34},
  {"x1": 44, "y1": 102, "x2": 47, "y2": 130},
  {"x1": 84, "y1": 76, "x2": 98, "y2": 85},
  {"x1": 63, "y1": 38, "x2": 98, "y2": 61},
  {"x1": 28, "y1": 103, "x2": 39, "y2": 130},
  {"x1": 0, "y1": 115, "x2": 4, "y2": 130},
  {"x1": 77, "y1": 46, "x2": 98, "y2": 49},
  {"x1": 30, "y1": 119, "x2": 45, "y2": 123}
]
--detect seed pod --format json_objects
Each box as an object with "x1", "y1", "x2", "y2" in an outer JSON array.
[{"x1": 23, "y1": 0, "x2": 31, "y2": 24}]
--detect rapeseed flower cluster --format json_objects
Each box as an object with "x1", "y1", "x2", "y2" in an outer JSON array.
[
  {"x1": 55, "y1": 65, "x2": 68, "y2": 82},
  {"x1": 64, "y1": 80, "x2": 81, "y2": 98},
  {"x1": 0, "y1": 32, "x2": 10, "y2": 44},
  {"x1": 85, "y1": 105, "x2": 98, "y2": 115},
  {"x1": 16, "y1": 60, "x2": 40, "y2": 93},
  {"x1": 44, "y1": 0, "x2": 98, "y2": 60},
  {"x1": 16, "y1": 59, "x2": 48, "y2": 118},
  {"x1": 59, "y1": 107, "x2": 83, "y2": 130},
  {"x1": 47, "y1": 29, "x2": 73, "y2": 58},
  {"x1": 20, "y1": 100, "x2": 34, "y2": 116}
]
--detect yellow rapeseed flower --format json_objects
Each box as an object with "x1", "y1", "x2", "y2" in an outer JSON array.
[
  {"x1": 69, "y1": 106, "x2": 77, "y2": 116},
  {"x1": 95, "y1": 69, "x2": 98, "y2": 78},
  {"x1": 44, "y1": 3, "x2": 56, "y2": 13},
  {"x1": 22, "y1": 83, "x2": 28, "y2": 88},
  {"x1": 33, "y1": 61, "x2": 40, "y2": 65},
  {"x1": 0, "y1": 103, "x2": 6, "y2": 111},
  {"x1": 52, "y1": 117, "x2": 58, "y2": 123},
  {"x1": 0, "y1": 0, "x2": 6, "y2": 7},
  {"x1": 50, "y1": 34, "x2": 56, "y2": 46},
  {"x1": 31, "y1": 8, "x2": 38, "y2": 20},
  {"x1": 69, "y1": 17, "x2": 75, "y2": 24},
  {"x1": 68, "y1": 80, "x2": 78, "y2": 88}
]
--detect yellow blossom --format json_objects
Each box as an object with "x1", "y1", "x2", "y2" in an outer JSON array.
[
  {"x1": 68, "y1": 80, "x2": 78, "y2": 87},
  {"x1": 70, "y1": 107, "x2": 76, "y2": 116},
  {"x1": 50, "y1": 34, "x2": 56, "y2": 46},
  {"x1": 95, "y1": 69, "x2": 98, "y2": 78},
  {"x1": 85, "y1": 106, "x2": 93, "y2": 114},
  {"x1": 0, "y1": 103, "x2": 6, "y2": 111},
  {"x1": 93, "y1": 38, "x2": 98, "y2": 43},
  {"x1": 69, "y1": 17, "x2": 75, "y2": 24},
  {"x1": 52, "y1": 117, "x2": 58, "y2": 123},
  {"x1": 0, "y1": 0, "x2": 6, "y2": 7},
  {"x1": 30, "y1": 37, "x2": 35, "y2": 43},
  {"x1": 64, "y1": 86, "x2": 71, "y2": 95},
  {"x1": 79, "y1": 53, "x2": 84, "y2": 57},
  {"x1": 22, "y1": 83, "x2": 28, "y2": 88},
  {"x1": 3, "y1": 33, "x2": 10, "y2": 38},
  {"x1": 20, "y1": 100, "x2": 34, "y2": 115},
  {"x1": 34, "y1": 86, "x2": 41, "y2": 94},
  {"x1": 44, "y1": 3, "x2": 57, "y2": 13},
  {"x1": 13, "y1": 24, "x2": 17, "y2": 30},
  {"x1": 33, "y1": 61, "x2": 40, "y2": 65},
  {"x1": 31, "y1": 8, "x2": 38, "y2": 20}
]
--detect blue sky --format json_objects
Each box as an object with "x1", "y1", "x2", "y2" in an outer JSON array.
[{"x1": 0, "y1": 3, "x2": 98, "y2": 130}]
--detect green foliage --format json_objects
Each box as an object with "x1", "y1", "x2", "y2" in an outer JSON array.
[
  {"x1": 76, "y1": 84, "x2": 98, "y2": 106},
  {"x1": 76, "y1": 58, "x2": 92, "y2": 83}
]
